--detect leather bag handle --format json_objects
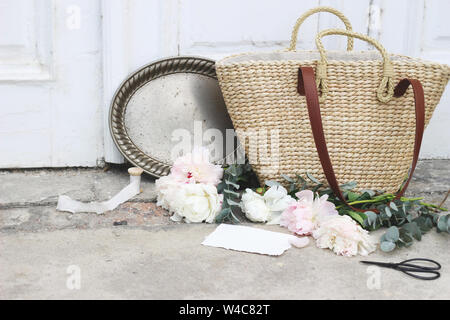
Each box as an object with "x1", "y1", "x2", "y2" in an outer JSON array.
[{"x1": 298, "y1": 66, "x2": 425, "y2": 213}]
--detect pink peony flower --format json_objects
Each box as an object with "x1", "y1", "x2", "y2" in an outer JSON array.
[
  {"x1": 313, "y1": 215, "x2": 377, "y2": 257},
  {"x1": 170, "y1": 147, "x2": 223, "y2": 186},
  {"x1": 280, "y1": 190, "x2": 338, "y2": 236}
]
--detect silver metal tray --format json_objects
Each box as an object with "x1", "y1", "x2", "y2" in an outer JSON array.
[{"x1": 109, "y1": 56, "x2": 234, "y2": 178}]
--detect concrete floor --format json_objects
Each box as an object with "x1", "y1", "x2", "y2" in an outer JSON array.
[{"x1": 1, "y1": 160, "x2": 449, "y2": 300}]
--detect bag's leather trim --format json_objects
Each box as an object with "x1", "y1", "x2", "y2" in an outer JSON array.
[{"x1": 298, "y1": 66, "x2": 425, "y2": 213}]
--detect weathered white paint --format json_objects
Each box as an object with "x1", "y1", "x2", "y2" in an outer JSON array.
[
  {"x1": 0, "y1": 0, "x2": 449, "y2": 168},
  {"x1": 0, "y1": 0, "x2": 103, "y2": 167},
  {"x1": 417, "y1": 0, "x2": 450, "y2": 158},
  {"x1": 101, "y1": 0, "x2": 172, "y2": 163},
  {"x1": 0, "y1": 0, "x2": 53, "y2": 80}
]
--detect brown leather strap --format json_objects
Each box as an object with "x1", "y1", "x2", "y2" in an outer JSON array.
[
  {"x1": 392, "y1": 78, "x2": 425, "y2": 200},
  {"x1": 298, "y1": 66, "x2": 425, "y2": 213}
]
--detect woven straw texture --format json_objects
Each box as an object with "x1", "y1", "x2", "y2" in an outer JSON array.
[{"x1": 216, "y1": 7, "x2": 450, "y2": 193}]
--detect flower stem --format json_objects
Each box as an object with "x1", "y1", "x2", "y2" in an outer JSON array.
[
  {"x1": 336, "y1": 195, "x2": 394, "y2": 209},
  {"x1": 419, "y1": 202, "x2": 448, "y2": 211},
  {"x1": 335, "y1": 195, "x2": 444, "y2": 210},
  {"x1": 400, "y1": 197, "x2": 424, "y2": 202}
]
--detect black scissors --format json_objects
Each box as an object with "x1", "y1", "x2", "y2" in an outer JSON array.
[{"x1": 360, "y1": 258, "x2": 441, "y2": 280}]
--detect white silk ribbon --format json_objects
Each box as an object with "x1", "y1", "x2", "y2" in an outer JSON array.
[{"x1": 56, "y1": 174, "x2": 141, "y2": 214}]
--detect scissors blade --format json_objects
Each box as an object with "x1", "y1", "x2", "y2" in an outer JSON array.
[{"x1": 360, "y1": 260, "x2": 396, "y2": 268}]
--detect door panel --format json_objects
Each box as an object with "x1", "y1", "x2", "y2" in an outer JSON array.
[
  {"x1": 418, "y1": 0, "x2": 450, "y2": 158},
  {"x1": 0, "y1": 0, "x2": 103, "y2": 167}
]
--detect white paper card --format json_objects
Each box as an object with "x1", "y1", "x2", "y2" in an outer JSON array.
[{"x1": 202, "y1": 224, "x2": 297, "y2": 256}]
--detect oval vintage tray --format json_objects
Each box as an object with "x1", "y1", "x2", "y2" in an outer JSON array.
[{"x1": 109, "y1": 56, "x2": 234, "y2": 178}]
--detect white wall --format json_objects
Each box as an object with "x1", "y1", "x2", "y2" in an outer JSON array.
[{"x1": 0, "y1": 0, "x2": 449, "y2": 168}]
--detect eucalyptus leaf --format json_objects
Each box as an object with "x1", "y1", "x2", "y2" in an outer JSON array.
[
  {"x1": 385, "y1": 206, "x2": 392, "y2": 218},
  {"x1": 364, "y1": 211, "x2": 378, "y2": 229},
  {"x1": 281, "y1": 174, "x2": 294, "y2": 183},
  {"x1": 347, "y1": 191, "x2": 360, "y2": 202},
  {"x1": 340, "y1": 181, "x2": 357, "y2": 190},
  {"x1": 402, "y1": 222, "x2": 422, "y2": 241},
  {"x1": 306, "y1": 172, "x2": 321, "y2": 184},
  {"x1": 390, "y1": 202, "x2": 398, "y2": 212},
  {"x1": 225, "y1": 179, "x2": 240, "y2": 189},
  {"x1": 289, "y1": 183, "x2": 296, "y2": 193},
  {"x1": 380, "y1": 241, "x2": 396, "y2": 252},
  {"x1": 227, "y1": 198, "x2": 241, "y2": 207},
  {"x1": 216, "y1": 183, "x2": 225, "y2": 194},
  {"x1": 384, "y1": 226, "x2": 400, "y2": 242},
  {"x1": 398, "y1": 230, "x2": 414, "y2": 247},
  {"x1": 437, "y1": 215, "x2": 449, "y2": 233},
  {"x1": 215, "y1": 207, "x2": 232, "y2": 223},
  {"x1": 227, "y1": 165, "x2": 238, "y2": 177},
  {"x1": 230, "y1": 211, "x2": 241, "y2": 223},
  {"x1": 427, "y1": 216, "x2": 435, "y2": 229},
  {"x1": 346, "y1": 211, "x2": 366, "y2": 226},
  {"x1": 364, "y1": 211, "x2": 377, "y2": 224},
  {"x1": 265, "y1": 180, "x2": 281, "y2": 187},
  {"x1": 296, "y1": 175, "x2": 306, "y2": 184},
  {"x1": 360, "y1": 189, "x2": 376, "y2": 197},
  {"x1": 223, "y1": 189, "x2": 240, "y2": 197},
  {"x1": 356, "y1": 192, "x2": 371, "y2": 201}
]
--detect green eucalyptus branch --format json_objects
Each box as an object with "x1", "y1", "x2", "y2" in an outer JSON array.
[
  {"x1": 215, "y1": 163, "x2": 258, "y2": 223},
  {"x1": 214, "y1": 165, "x2": 449, "y2": 253},
  {"x1": 280, "y1": 172, "x2": 449, "y2": 252}
]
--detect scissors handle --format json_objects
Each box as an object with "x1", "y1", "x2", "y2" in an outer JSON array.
[
  {"x1": 398, "y1": 258, "x2": 441, "y2": 271},
  {"x1": 400, "y1": 268, "x2": 441, "y2": 280}
]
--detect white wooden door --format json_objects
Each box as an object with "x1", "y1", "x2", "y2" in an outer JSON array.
[
  {"x1": 1, "y1": 0, "x2": 448, "y2": 168},
  {"x1": 0, "y1": 0, "x2": 103, "y2": 167}
]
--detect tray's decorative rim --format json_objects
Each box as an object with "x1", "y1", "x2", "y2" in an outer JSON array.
[{"x1": 109, "y1": 56, "x2": 217, "y2": 178}]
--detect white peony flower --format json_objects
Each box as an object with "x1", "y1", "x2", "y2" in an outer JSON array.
[
  {"x1": 155, "y1": 175, "x2": 180, "y2": 210},
  {"x1": 241, "y1": 186, "x2": 294, "y2": 223},
  {"x1": 241, "y1": 189, "x2": 271, "y2": 222},
  {"x1": 169, "y1": 183, "x2": 223, "y2": 223},
  {"x1": 312, "y1": 215, "x2": 378, "y2": 257},
  {"x1": 263, "y1": 185, "x2": 295, "y2": 224}
]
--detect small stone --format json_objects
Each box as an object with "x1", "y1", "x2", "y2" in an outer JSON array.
[{"x1": 113, "y1": 220, "x2": 128, "y2": 226}]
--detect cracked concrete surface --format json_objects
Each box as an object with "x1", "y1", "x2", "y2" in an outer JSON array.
[
  {"x1": 0, "y1": 166, "x2": 158, "y2": 209},
  {"x1": 0, "y1": 161, "x2": 449, "y2": 299}
]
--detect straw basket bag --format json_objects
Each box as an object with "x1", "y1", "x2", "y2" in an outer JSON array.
[{"x1": 216, "y1": 6, "x2": 450, "y2": 199}]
